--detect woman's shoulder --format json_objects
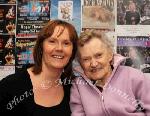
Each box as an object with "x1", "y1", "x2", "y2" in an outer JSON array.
[
  {"x1": 119, "y1": 65, "x2": 142, "y2": 74},
  {"x1": 119, "y1": 65, "x2": 149, "y2": 83},
  {"x1": 0, "y1": 68, "x2": 31, "y2": 93},
  {"x1": 1, "y1": 68, "x2": 28, "y2": 82}
]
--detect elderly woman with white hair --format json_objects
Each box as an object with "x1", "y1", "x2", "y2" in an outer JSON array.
[{"x1": 70, "y1": 29, "x2": 150, "y2": 116}]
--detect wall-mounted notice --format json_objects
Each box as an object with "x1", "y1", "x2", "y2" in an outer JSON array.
[
  {"x1": 16, "y1": 0, "x2": 50, "y2": 38},
  {"x1": 82, "y1": 0, "x2": 115, "y2": 30},
  {"x1": 0, "y1": 5, "x2": 16, "y2": 35},
  {"x1": 0, "y1": 35, "x2": 15, "y2": 66},
  {"x1": 15, "y1": 37, "x2": 36, "y2": 71},
  {"x1": 51, "y1": 0, "x2": 81, "y2": 35},
  {"x1": 117, "y1": 36, "x2": 150, "y2": 74}
]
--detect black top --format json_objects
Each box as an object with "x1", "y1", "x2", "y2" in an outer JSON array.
[
  {"x1": 125, "y1": 11, "x2": 140, "y2": 25},
  {"x1": 0, "y1": 68, "x2": 71, "y2": 116}
]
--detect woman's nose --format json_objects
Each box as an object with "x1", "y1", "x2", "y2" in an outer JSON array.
[
  {"x1": 56, "y1": 43, "x2": 63, "y2": 51},
  {"x1": 90, "y1": 58, "x2": 98, "y2": 68}
]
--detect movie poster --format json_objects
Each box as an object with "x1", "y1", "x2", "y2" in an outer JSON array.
[
  {"x1": 15, "y1": 38, "x2": 36, "y2": 71},
  {"x1": 0, "y1": 5, "x2": 5, "y2": 34},
  {"x1": 51, "y1": 0, "x2": 81, "y2": 35},
  {"x1": 117, "y1": 36, "x2": 150, "y2": 73},
  {"x1": 58, "y1": 1, "x2": 73, "y2": 21},
  {"x1": 3, "y1": 48, "x2": 15, "y2": 65},
  {"x1": 0, "y1": 0, "x2": 16, "y2": 4},
  {"x1": 0, "y1": 35, "x2": 15, "y2": 65},
  {"x1": 0, "y1": 36, "x2": 4, "y2": 65},
  {"x1": 82, "y1": 0, "x2": 115, "y2": 30},
  {"x1": 0, "y1": 5, "x2": 16, "y2": 35},
  {"x1": 16, "y1": 0, "x2": 50, "y2": 38},
  {"x1": 117, "y1": 0, "x2": 150, "y2": 25}
]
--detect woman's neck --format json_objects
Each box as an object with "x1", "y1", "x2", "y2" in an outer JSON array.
[
  {"x1": 40, "y1": 64, "x2": 63, "y2": 82},
  {"x1": 96, "y1": 65, "x2": 113, "y2": 87}
]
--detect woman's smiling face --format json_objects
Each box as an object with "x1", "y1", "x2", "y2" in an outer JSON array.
[{"x1": 42, "y1": 26, "x2": 73, "y2": 70}]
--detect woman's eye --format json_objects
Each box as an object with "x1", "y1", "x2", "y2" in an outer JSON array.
[
  {"x1": 64, "y1": 42, "x2": 70, "y2": 45},
  {"x1": 95, "y1": 53, "x2": 102, "y2": 58},
  {"x1": 64, "y1": 41, "x2": 71, "y2": 46},
  {"x1": 49, "y1": 40, "x2": 55, "y2": 43},
  {"x1": 82, "y1": 58, "x2": 89, "y2": 62}
]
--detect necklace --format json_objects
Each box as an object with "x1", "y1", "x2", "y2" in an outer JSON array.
[{"x1": 40, "y1": 80, "x2": 53, "y2": 89}]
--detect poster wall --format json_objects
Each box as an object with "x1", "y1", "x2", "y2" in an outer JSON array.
[
  {"x1": 17, "y1": 0, "x2": 50, "y2": 38},
  {"x1": 0, "y1": 0, "x2": 150, "y2": 79},
  {"x1": 51, "y1": 0, "x2": 81, "y2": 34},
  {"x1": 117, "y1": 36, "x2": 150, "y2": 73},
  {"x1": 0, "y1": 0, "x2": 51, "y2": 79}
]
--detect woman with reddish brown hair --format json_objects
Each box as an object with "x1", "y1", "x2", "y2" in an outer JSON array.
[{"x1": 0, "y1": 19, "x2": 78, "y2": 116}]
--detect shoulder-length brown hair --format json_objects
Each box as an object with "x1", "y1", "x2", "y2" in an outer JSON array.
[{"x1": 32, "y1": 19, "x2": 78, "y2": 76}]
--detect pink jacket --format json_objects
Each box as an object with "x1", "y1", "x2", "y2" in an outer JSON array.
[{"x1": 70, "y1": 54, "x2": 150, "y2": 116}]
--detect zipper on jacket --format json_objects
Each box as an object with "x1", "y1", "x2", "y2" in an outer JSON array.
[
  {"x1": 100, "y1": 94, "x2": 108, "y2": 116},
  {"x1": 82, "y1": 77, "x2": 110, "y2": 116},
  {"x1": 92, "y1": 85, "x2": 110, "y2": 116},
  {"x1": 101, "y1": 95, "x2": 104, "y2": 101},
  {"x1": 100, "y1": 94, "x2": 110, "y2": 116}
]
